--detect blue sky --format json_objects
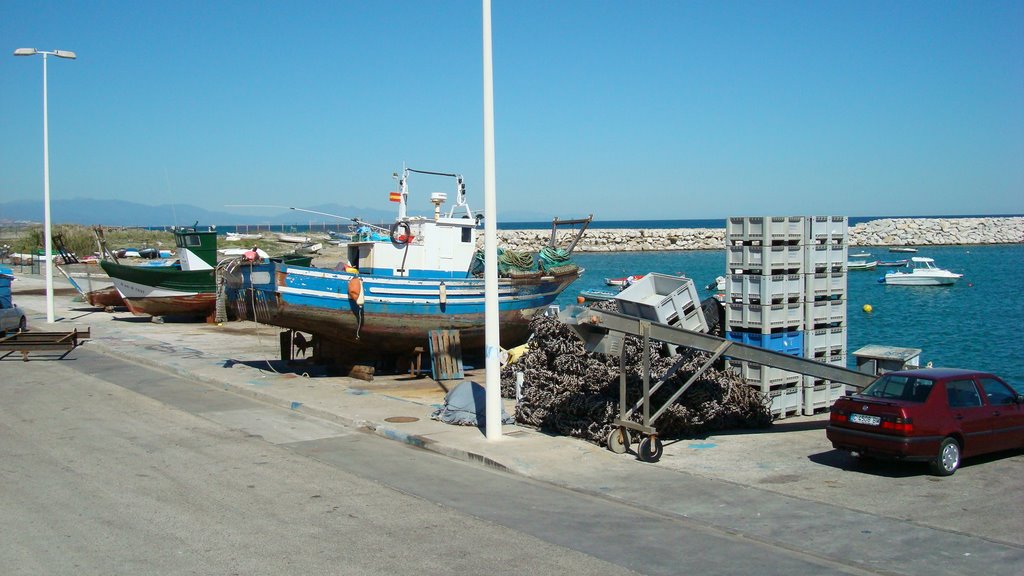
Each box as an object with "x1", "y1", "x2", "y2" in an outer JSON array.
[{"x1": 2, "y1": 1, "x2": 1022, "y2": 222}]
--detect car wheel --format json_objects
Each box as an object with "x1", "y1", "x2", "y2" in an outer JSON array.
[{"x1": 930, "y1": 437, "x2": 960, "y2": 476}]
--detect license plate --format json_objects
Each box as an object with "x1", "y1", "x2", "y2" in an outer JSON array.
[{"x1": 850, "y1": 413, "x2": 881, "y2": 426}]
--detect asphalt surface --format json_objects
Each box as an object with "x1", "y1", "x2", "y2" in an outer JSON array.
[{"x1": 3, "y1": 272, "x2": 1023, "y2": 574}]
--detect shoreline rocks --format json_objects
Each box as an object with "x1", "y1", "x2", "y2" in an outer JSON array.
[{"x1": 494, "y1": 217, "x2": 1023, "y2": 253}]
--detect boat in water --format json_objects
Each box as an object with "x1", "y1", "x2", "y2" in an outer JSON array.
[
  {"x1": 605, "y1": 275, "x2": 645, "y2": 287},
  {"x1": 880, "y1": 256, "x2": 962, "y2": 286},
  {"x1": 889, "y1": 247, "x2": 918, "y2": 253},
  {"x1": 224, "y1": 167, "x2": 590, "y2": 364},
  {"x1": 847, "y1": 260, "x2": 878, "y2": 271},
  {"x1": 877, "y1": 259, "x2": 908, "y2": 267}
]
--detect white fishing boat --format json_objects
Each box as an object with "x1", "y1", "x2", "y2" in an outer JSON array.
[
  {"x1": 225, "y1": 232, "x2": 263, "y2": 241},
  {"x1": 224, "y1": 166, "x2": 589, "y2": 364},
  {"x1": 849, "y1": 251, "x2": 871, "y2": 258},
  {"x1": 889, "y1": 247, "x2": 918, "y2": 253},
  {"x1": 881, "y1": 257, "x2": 962, "y2": 286},
  {"x1": 277, "y1": 233, "x2": 312, "y2": 244},
  {"x1": 296, "y1": 242, "x2": 323, "y2": 254}
]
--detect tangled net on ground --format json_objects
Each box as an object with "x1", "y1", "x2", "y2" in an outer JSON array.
[{"x1": 500, "y1": 301, "x2": 771, "y2": 446}]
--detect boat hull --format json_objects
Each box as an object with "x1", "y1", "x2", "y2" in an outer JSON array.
[
  {"x1": 86, "y1": 286, "x2": 125, "y2": 307},
  {"x1": 57, "y1": 264, "x2": 126, "y2": 308},
  {"x1": 100, "y1": 261, "x2": 217, "y2": 319},
  {"x1": 883, "y1": 274, "x2": 959, "y2": 286},
  {"x1": 226, "y1": 262, "x2": 579, "y2": 358}
]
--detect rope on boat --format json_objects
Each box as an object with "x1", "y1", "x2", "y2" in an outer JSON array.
[
  {"x1": 214, "y1": 267, "x2": 228, "y2": 323},
  {"x1": 471, "y1": 248, "x2": 538, "y2": 277},
  {"x1": 500, "y1": 249, "x2": 535, "y2": 271},
  {"x1": 538, "y1": 246, "x2": 571, "y2": 266}
]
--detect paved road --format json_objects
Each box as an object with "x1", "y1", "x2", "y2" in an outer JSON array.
[{"x1": 0, "y1": 348, "x2": 897, "y2": 576}]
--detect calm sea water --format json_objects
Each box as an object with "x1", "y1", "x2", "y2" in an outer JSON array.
[{"x1": 559, "y1": 244, "x2": 1024, "y2": 389}]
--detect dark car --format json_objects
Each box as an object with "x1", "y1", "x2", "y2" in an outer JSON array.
[{"x1": 826, "y1": 368, "x2": 1024, "y2": 476}]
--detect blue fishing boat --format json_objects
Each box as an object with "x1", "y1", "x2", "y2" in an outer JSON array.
[{"x1": 225, "y1": 167, "x2": 590, "y2": 363}]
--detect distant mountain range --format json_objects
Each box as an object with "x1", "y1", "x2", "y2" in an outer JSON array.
[{"x1": 0, "y1": 198, "x2": 549, "y2": 227}]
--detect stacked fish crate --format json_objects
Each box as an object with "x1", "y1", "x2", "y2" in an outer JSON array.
[
  {"x1": 724, "y1": 217, "x2": 807, "y2": 418},
  {"x1": 801, "y1": 216, "x2": 848, "y2": 414},
  {"x1": 724, "y1": 216, "x2": 849, "y2": 418}
]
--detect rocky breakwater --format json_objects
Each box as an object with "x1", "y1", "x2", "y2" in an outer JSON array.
[
  {"x1": 848, "y1": 217, "x2": 1023, "y2": 247},
  {"x1": 496, "y1": 227, "x2": 725, "y2": 252},
  {"x1": 493, "y1": 216, "x2": 1022, "y2": 253}
]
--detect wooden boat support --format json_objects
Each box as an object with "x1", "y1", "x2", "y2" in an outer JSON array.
[
  {"x1": 559, "y1": 306, "x2": 877, "y2": 462},
  {"x1": 0, "y1": 328, "x2": 91, "y2": 362}
]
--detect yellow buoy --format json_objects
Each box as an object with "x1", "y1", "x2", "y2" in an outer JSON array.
[{"x1": 863, "y1": 304, "x2": 873, "y2": 313}]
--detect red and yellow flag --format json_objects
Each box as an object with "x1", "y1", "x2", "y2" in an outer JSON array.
[{"x1": 389, "y1": 191, "x2": 402, "y2": 202}]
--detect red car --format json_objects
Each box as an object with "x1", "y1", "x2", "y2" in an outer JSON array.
[{"x1": 827, "y1": 368, "x2": 1024, "y2": 476}]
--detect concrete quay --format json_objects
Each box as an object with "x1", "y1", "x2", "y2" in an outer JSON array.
[
  {"x1": 496, "y1": 216, "x2": 1024, "y2": 252},
  {"x1": 3, "y1": 274, "x2": 1023, "y2": 574}
]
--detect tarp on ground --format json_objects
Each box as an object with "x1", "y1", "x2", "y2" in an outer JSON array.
[{"x1": 431, "y1": 380, "x2": 514, "y2": 426}]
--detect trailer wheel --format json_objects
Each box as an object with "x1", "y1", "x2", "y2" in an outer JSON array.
[
  {"x1": 17, "y1": 316, "x2": 27, "y2": 333},
  {"x1": 607, "y1": 427, "x2": 630, "y2": 454},
  {"x1": 638, "y1": 436, "x2": 663, "y2": 463}
]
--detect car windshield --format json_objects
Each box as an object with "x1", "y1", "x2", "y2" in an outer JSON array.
[{"x1": 861, "y1": 374, "x2": 934, "y2": 402}]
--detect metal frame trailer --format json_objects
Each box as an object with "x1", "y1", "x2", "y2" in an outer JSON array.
[
  {"x1": 0, "y1": 328, "x2": 91, "y2": 362},
  {"x1": 560, "y1": 307, "x2": 876, "y2": 462}
]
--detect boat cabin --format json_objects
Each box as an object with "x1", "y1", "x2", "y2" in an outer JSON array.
[
  {"x1": 347, "y1": 216, "x2": 477, "y2": 278},
  {"x1": 174, "y1": 227, "x2": 218, "y2": 271},
  {"x1": 346, "y1": 168, "x2": 480, "y2": 279}
]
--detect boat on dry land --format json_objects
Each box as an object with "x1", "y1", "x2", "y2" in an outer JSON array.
[
  {"x1": 101, "y1": 227, "x2": 311, "y2": 321},
  {"x1": 56, "y1": 263, "x2": 124, "y2": 308},
  {"x1": 225, "y1": 166, "x2": 590, "y2": 364}
]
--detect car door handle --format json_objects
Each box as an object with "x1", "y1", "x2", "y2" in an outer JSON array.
[{"x1": 954, "y1": 414, "x2": 963, "y2": 420}]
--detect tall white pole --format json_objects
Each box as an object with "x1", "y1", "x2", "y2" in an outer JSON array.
[
  {"x1": 42, "y1": 52, "x2": 55, "y2": 324},
  {"x1": 482, "y1": 0, "x2": 501, "y2": 440}
]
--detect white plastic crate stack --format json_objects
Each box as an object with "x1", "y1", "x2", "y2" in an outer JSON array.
[
  {"x1": 801, "y1": 216, "x2": 849, "y2": 414},
  {"x1": 724, "y1": 216, "x2": 807, "y2": 417}
]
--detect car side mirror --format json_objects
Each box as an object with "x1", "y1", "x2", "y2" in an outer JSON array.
[{"x1": 1015, "y1": 394, "x2": 1024, "y2": 405}]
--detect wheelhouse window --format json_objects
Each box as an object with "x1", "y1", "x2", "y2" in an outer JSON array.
[
  {"x1": 862, "y1": 374, "x2": 934, "y2": 402},
  {"x1": 184, "y1": 234, "x2": 202, "y2": 247}
]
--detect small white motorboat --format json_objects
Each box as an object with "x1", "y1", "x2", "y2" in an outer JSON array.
[
  {"x1": 605, "y1": 274, "x2": 645, "y2": 287},
  {"x1": 847, "y1": 260, "x2": 878, "y2": 271},
  {"x1": 881, "y1": 257, "x2": 962, "y2": 286},
  {"x1": 889, "y1": 247, "x2": 918, "y2": 253}
]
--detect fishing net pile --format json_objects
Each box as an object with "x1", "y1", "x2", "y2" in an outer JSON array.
[{"x1": 500, "y1": 301, "x2": 771, "y2": 446}]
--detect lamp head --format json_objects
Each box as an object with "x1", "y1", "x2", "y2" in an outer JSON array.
[
  {"x1": 53, "y1": 50, "x2": 76, "y2": 59},
  {"x1": 13, "y1": 48, "x2": 38, "y2": 56}
]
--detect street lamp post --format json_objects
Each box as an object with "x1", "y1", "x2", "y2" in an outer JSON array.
[{"x1": 13, "y1": 47, "x2": 76, "y2": 324}]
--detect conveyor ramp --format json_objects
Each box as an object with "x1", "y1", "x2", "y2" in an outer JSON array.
[{"x1": 559, "y1": 306, "x2": 875, "y2": 462}]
